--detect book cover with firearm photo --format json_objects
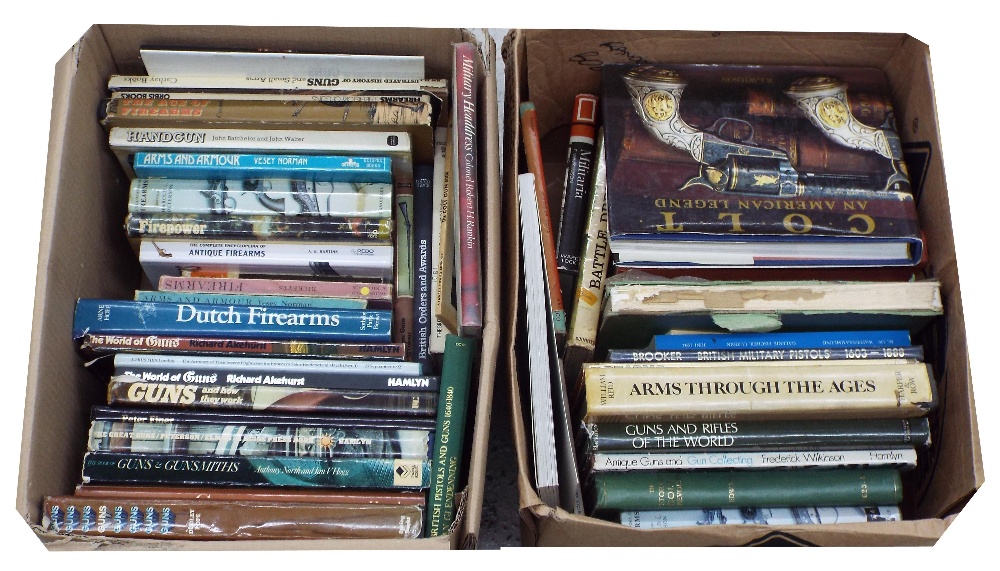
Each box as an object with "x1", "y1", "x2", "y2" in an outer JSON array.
[{"x1": 600, "y1": 64, "x2": 923, "y2": 270}]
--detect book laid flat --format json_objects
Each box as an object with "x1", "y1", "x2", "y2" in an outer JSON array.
[
  {"x1": 107, "y1": 375, "x2": 437, "y2": 417},
  {"x1": 621, "y1": 506, "x2": 902, "y2": 529},
  {"x1": 80, "y1": 452, "x2": 431, "y2": 489},
  {"x1": 597, "y1": 277, "x2": 942, "y2": 353},
  {"x1": 73, "y1": 299, "x2": 392, "y2": 343},
  {"x1": 137, "y1": 239, "x2": 394, "y2": 283},
  {"x1": 584, "y1": 417, "x2": 932, "y2": 453},
  {"x1": 601, "y1": 64, "x2": 922, "y2": 271},
  {"x1": 128, "y1": 178, "x2": 393, "y2": 218},
  {"x1": 588, "y1": 468, "x2": 903, "y2": 513},
  {"x1": 581, "y1": 361, "x2": 937, "y2": 422},
  {"x1": 42, "y1": 496, "x2": 424, "y2": 539},
  {"x1": 138, "y1": 49, "x2": 426, "y2": 80}
]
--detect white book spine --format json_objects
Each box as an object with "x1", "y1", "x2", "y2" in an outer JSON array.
[
  {"x1": 592, "y1": 448, "x2": 917, "y2": 472},
  {"x1": 113, "y1": 352, "x2": 423, "y2": 375},
  {"x1": 138, "y1": 239, "x2": 393, "y2": 284},
  {"x1": 128, "y1": 178, "x2": 392, "y2": 218},
  {"x1": 110, "y1": 91, "x2": 431, "y2": 103},
  {"x1": 139, "y1": 49, "x2": 425, "y2": 81},
  {"x1": 109, "y1": 127, "x2": 411, "y2": 155},
  {"x1": 621, "y1": 506, "x2": 903, "y2": 529}
]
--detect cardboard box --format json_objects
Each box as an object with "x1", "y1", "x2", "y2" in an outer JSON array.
[
  {"x1": 500, "y1": 29, "x2": 984, "y2": 546},
  {"x1": 16, "y1": 25, "x2": 501, "y2": 550}
]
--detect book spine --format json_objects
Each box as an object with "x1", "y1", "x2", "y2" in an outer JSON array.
[
  {"x1": 582, "y1": 362, "x2": 937, "y2": 422},
  {"x1": 73, "y1": 299, "x2": 392, "y2": 343},
  {"x1": 42, "y1": 497, "x2": 424, "y2": 539},
  {"x1": 104, "y1": 97, "x2": 432, "y2": 129},
  {"x1": 586, "y1": 417, "x2": 932, "y2": 452},
  {"x1": 108, "y1": 75, "x2": 448, "y2": 92},
  {"x1": 413, "y1": 163, "x2": 434, "y2": 367},
  {"x1": 591, "y1": 448, "x2": 917, "y2": 472},
  {"x1": 429, "y1": 126, "x2": 455, "y2": 354},
  {"x1": 433, "y1": 124, "x2": 459, "y2": 337},
  {"x1": 73, "y1": 484, "x2": 428, "y2": 506},
  {"x1": 89, "y1": 421, "x2": 431, "y2": 459},
  {"x1": 129, "y1": 178, "x2": 393, "y2": 218},
  {"x1": 590, "y1": 469, "x2": 903, "y2": 512},
  {"x1": 519, "y1": 102, "x2": 566, "y2": 343},
  {"x1": 107, "y1": 376, "x2": 438, "y2": 417},
  {"x1": 157, "y1": 276, "x2": 393, "y2": 303},
  {"x1": 608, "y1": 345, "x2": 925, "y2": 363},
  {"x1": 89, "y1": 405, "x2": 437, "y2": 431},
  {"x1": 426, "y1": 335, "x2": 476, "y2": 537},
  {"x1": 563, "y1": 129, "x2": 609, "y2": 392},
  {"x1": 79, "y1": 334, "x2": 405, "y2": 361},
  {"x1": 108, "y1": 127, "x2": 412, "y2": 155},
  {"x1": 113, "y1": 366, "x2": 439, "y2": 393},
  {"x1": 138, "y1": 239, "x2": 394, "y2": 283},
  {"x1": 452, "y1": 42, "x2": 483, "y2": 338},
  {"x1": 652, "y1": 330, "x2": 911, "y2": 351},
  {"x1": 620, "y1": 505, "x2": 902, "y2": 529},
  {"x1": 81, "y1": 452, "x2": 431, "y2": 489},
  {"x1": 125, "y1": 213, "x2": 392, "y2": 242},
  {"x1": 134, "y1": 290, "x2": 367, "y2": 310},
  {"x1": 555, "y1": 94, "x2": 599, "y2": 310},
  {"x1": 393, "y1": 165, "x2": 415, "y2": 363},
  {"x1": 132, "y1": 153, "x2": 393, "y2": 183},
  {"x1": 111, "y1": 352, "x2": 422, "y2": 374},
  {"x1": 110, "y1": 90, "x2": 433, "y2": 103}
]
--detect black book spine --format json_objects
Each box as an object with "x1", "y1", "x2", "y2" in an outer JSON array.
[
  {"x1": 413, "y1": 163, "x2": 434, "y2": 370},
  {"x1": 113, "y1": 365, "x2": 439, "y2": 393}
]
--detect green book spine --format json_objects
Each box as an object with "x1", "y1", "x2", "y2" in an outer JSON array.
[
  {"x1": 590, "y1": 468, "x2": 902, "y2": 513},
  {"x1": 586, "y1": 417, "x2": 932, "y2": 453},
  {"x1": 425, "y1": 334, "x2": 476, "y2": 537}
]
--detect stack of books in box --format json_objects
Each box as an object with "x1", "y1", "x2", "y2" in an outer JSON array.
[
  {"x1": 516, "y1": 60, "x2": 947, "y2": 530},
  {"x1": 43, "y1": 45, "x2": 483, "y2": 541}
]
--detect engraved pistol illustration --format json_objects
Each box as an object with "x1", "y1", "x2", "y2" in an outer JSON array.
[{"x1": 622, "y1": 66, "x2": 908, "y2": 197}]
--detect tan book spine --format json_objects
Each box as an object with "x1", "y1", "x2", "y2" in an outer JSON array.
[
  {"x1": 433, "y1": 123, "x2": 459, "y2": 334},
  {"x1": 42, "y1": 496, "x2": 423, "y2": 540},
  {"x1": 429, "y1": 125, "x2": 455, "y2": 354},
  {"x1": 583, "y1": 361, "x2": 936, "y2": 423},
  {"x1": 563, "y1": 130, "x2": 608, "y2": 394}
]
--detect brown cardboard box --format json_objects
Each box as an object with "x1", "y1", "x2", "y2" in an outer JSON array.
[
  {"x1": 500, "y1": 29, "x2": 984, "y2": 547},
  {"x1": 15, "y1": 25, "x2": 501, "y2": 550}
]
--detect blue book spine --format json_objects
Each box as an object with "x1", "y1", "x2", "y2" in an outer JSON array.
[
  {"x1": 653, "y1": 330, "x2": 911, "y2": 351},
  {"x1": 412, "y1": 163, "x2": 434, "y2": 369},
  {"x1": 134, "y1": 290, "x2": 367, "y2": 310},
  {"x1": 73, "y1": 299, "x2": 391, "y2": 343},
  {"x1": 132, "y1": 153, "x2": 393, "y2": 183}
]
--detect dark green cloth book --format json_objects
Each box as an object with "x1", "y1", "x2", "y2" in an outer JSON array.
[
  {"x1": 425, "y1": 334, "x2": 476, "y2": 537},
  {"x1": 589, "y1": 468, "x2": 902, "y2": 514}
]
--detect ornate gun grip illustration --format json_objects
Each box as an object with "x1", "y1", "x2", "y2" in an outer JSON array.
[
  {"x1": 785, "y1": 76, "x2": 908, "y2": 189},
  {"x1": 622, "y1": 67, "x2": 706, "y2": 162}
]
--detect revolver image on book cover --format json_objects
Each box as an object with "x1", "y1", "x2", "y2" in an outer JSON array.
[{"x1": 623, "y1": 67, "x2": 909, "y2": 197}]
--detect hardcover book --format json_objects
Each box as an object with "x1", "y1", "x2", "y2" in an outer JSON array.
[
  {"x1": 125, "y1": 213, "x2": 392, "y2": 242},
  {"x1": 601, "y1": 64, "x2": 922, "y2": 271},
  {"x1": 582, "y1": 361, "x2": 937, "y2": 422},
  {"x1": 43, "y1": 496, "x2": 425, "y2": 540},
  {"x1": 597, "y1": 277, "x2": 943, "y2": 353},
  {"x1": 107, "y1": 375, "x2": 438, "y2": 417},
  {"x1": 620, "y1": 506, "x2": 902, "y2": 529},
  {"x1": 73, "y1": 299, "x2": 392, "y2": 343},
  {"x1": 157, "y1": 276, "x2": 393, "y2": 305},
  {"x1": 137, "y1": 239, "x2": 394, "y2": 283},
  {"x1": 452, "y1": 42, "x2": 483, "y2": 338},
  {"x1": 78, "y1": 335, "x2": 405, "y2": 362},
  {"x1": 128, "y1": 178, "x2": 393, "y2": 218}
]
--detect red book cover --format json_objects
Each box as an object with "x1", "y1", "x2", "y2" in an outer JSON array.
[{"x1": 452, "y1": 42, "x2": 483, "y2": 337}]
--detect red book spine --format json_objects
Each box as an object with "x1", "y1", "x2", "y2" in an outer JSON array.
[{"x1": 453, "y1": 42, "x2": 483, "y2": 337}]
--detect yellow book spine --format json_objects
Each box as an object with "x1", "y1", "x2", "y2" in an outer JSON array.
[{"x1": 583, "y1": 361, "x2": 936, "y2": 422}]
